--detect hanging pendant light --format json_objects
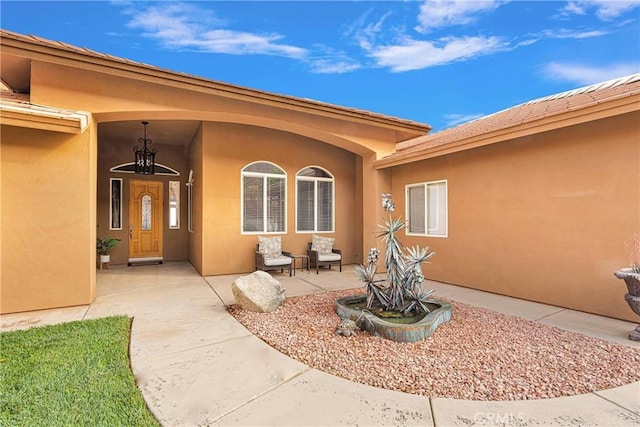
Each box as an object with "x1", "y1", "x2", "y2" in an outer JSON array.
[{"x1": 133, "y1": 121, "x2": 156, "y2": 175}]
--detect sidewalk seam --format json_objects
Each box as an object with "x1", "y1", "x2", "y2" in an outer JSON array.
[
  {"x1": 429, "y1": 396, "x2": 437, "y2": 427},
  {"x1": 533, "y1": 308, "x2": 567, "y2": 322},
  {"x1": 80, "y1": 305, "x2": 92, "y2": 321},
  {"x1": 591, "y1": 390, "x2": 640, "y2": 417},
  {"x1": 296, "y1": 276, "x2": 329, "y2": 291},
  {"x1": 210, "y1": 367, "x2": 312, "y2": 423},
  {"x1": 203, "y1": 278, "x2": 227, "y2": 305}
]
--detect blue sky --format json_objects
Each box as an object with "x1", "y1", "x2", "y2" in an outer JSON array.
[{"x1": 2, "y1": 1, "x2": 639, "y2": 130}]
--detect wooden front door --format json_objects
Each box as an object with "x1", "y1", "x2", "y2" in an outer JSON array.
[{"x1": 129, "y1": 180, "x2": 163, "y2": 262}]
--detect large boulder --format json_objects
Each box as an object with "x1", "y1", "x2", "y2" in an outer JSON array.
[{"x1": 232, "y1": 271, "x2": 286, "y2": 313}]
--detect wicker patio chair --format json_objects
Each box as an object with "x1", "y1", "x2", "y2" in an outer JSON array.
[{"x1": 307, "y1": 242, "x2": 342, "y2": 274}]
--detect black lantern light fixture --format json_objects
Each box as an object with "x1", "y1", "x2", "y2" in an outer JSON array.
[{"x1": 133, "y1": 121, "x2": 156, "y2": 175}]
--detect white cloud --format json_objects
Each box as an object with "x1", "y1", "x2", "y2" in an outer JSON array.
[
  {"x1": 416, "y1": 0, "x2": 507, "y2": 32},
  {"x1": 562, "y1": 1, "x2": 587, "y2": 16},
  {"x1": 307, "y1": 59, "x2": 361, "y2": 74},
  {"x1": 191, "y1": 30, "x2": 306, "y2": 57},
  {"x1": 348, "y1": 10, "x2": 393, "y2": 51},
  {"x1": 306, "y1": 45, "x2": 362, "y2": 74},
  {"x1": 542, "y1": 62, "x2": 640, "y2": 85},
  {"x1": 542, "y1": 28, "x2": 608, "y2": 40},
  {"x1": 124, "y1": 3, "x2": 307, "y2": 58},
  {"x1": 444, "y1": 113, "x2": 485, "y2": 127},
  {"x1": 562, "y1": 1, "x2": 639, "y2": 20},
  {"x1": 558, "y1": 29, "x2": 608, "y2": 39},
  {"x1": 515, "y1": 27, "x2": 608, "y2": 48},
  {"x1": 369, "y1": 35, "x2": 504, "y2": 72}
]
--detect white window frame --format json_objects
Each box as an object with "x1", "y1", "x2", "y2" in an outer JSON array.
[
  {"x1": 109, "y1": 178, "x2": 123, "y2": 230},
  {"x1": 169, "y1": 181, "x2": 180, "y2": 229},
  {"x1": 241, "y1": 161, "x2": 287, "y2": 234},
  {"x1": 295, "y1": 166, "x2": 335, "y2": 233},
  {"x1": 405, "y1": 180, "x2": 448, "y2": 238}
]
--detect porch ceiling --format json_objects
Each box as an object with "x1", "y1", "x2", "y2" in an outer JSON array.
[{"x1": 99, "y1": 120, "x2": 200, "y2": 146}]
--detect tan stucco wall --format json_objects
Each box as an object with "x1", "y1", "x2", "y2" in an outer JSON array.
[
  {"x1": 390, "y1": 112, "x2": 640, "y2": 321},
  {"x1": 188, "y1": 124, "x2": 204, "y2": 274},
  {"x1": 199, "y1": 122, "x2": 360, "y2": 275},
  {"x1": 1, "y1": 124, "x2": 97, "y2": 314},
  {"x1": 97, "y1": 130, "x2": 190, "y2": 265},
  {"x1": 30, "y1": 61, "x2": 403, "y2": 157}
]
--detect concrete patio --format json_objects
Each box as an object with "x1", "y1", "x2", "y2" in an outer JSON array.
[{"x1": 1, "y1": 261, "x2": 638, "y2": 426}]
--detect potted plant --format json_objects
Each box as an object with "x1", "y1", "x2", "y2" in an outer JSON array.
[
  {"x1": 614, "y1": 233, "x2": 640, "y2": 341},
  {"x1": 97, "y1": 237, "x2": 121, "y2": 264}
]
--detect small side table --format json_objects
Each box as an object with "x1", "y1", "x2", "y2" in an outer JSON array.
[{"x1": 291, "y1": 254, "x2": 310, "y2": 275}]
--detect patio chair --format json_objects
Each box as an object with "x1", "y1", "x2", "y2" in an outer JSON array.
[
  {"x1": 255, "y1": 236, "x2": 292, "y2": 276},
  {"x1": 307, "y1": 235, "x2": 342, "y2": 274}
]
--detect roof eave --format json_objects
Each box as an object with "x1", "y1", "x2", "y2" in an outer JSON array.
[
  {"x1": 0, "y1": 100, "x2": 90, "y2": 134},
  {"x1": 0, "y1": 30, "x2": 431, "y2": 139},
  {"x1": 375, "y1": 91, "x2": 640, "y2": 169}
]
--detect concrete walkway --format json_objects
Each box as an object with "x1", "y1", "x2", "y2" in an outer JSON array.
[{"x1": 1, "y1": 262, "x2": 638, "y2": 426}]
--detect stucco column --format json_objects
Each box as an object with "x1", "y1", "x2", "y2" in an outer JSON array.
[{"x1": 359, "y1": 153, "x2": 391, "y2": 265}]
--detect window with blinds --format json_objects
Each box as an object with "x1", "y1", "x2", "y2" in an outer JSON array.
[
  {"x1": 296, "y1": 167, "x2": 334, "y2": 233},
  {"x1": 406, "y1": 180, "x2": 448, "y2": 237},
  {"x1": 242, "y1": 162, "x2": 286, "y2": 233}
]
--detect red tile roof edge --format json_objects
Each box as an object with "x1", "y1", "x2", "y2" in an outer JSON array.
[{"x1": 394, "y1": 74, "x2": 640, "y2": 156}]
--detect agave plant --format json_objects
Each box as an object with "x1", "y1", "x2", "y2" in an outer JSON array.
[
  {"x1": 357, "y1": 194, "x2": 436, "y2": 316},
  {"x1": 403, "y1": 245, "x2": 435, "y2": 294},
  {"x1": 378, "y1": 216, "x2": 407, "y2": 311},
  {"x1": 354, "y1": 260, "x2": 389, "y2": 309},
  {"x1": 402, "y1": 288, "x2": 435, "y2": 316}
]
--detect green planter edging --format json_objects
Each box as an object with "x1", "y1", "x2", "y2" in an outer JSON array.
[{"x1": 335, "y1": 295, "x2": 452, "y2": 343}]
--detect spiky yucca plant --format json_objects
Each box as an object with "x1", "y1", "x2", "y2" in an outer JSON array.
[{"x1": 356, "y1": 194, "x2": 436, "y2": 315}]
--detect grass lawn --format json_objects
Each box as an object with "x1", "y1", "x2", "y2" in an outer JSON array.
[{"x1": 0, "y1": 316, "x2": 158, "y2": 426}]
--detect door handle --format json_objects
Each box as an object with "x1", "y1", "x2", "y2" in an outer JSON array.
[{"x1": 129, "y1": 225, "x2": 133, "y2": 239}]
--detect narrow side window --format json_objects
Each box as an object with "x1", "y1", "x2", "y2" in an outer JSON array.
[
  {"x1": 169, "y1": 181, "x2": 180, "y2": 229},
  {"x1": 110, "y1": 178, "x2": 122, "y2": 230}
]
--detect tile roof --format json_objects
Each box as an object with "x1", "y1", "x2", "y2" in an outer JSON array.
[
  {"x1": 0, "y1": 29, "x2": 430, "y2": 132},
  {"x1": 393, "y1": 74, "x2": 640, "y2": 156}
]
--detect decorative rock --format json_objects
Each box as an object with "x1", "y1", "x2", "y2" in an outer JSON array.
[{"x1": 232, "y1": 271, "x2": 285, "y2": 313}]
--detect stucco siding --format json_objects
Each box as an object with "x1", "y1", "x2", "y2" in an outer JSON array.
[
  {"x1": 1, "y1": 125, "x2": 96, "y2": 314},
  {"x1": 199, "y1": 122, "x2": 359, "y2": 275},
  {"x1": 391, "y1": 112, "x2": 640, "y2": 321},
  {"x1": 188, "y1": 124, "x2": 204, "y2": 274}
]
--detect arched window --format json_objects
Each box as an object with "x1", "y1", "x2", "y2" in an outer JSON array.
[
  {"x1": 241, "y1": 162, "x2": 286, "y2": 233},
  {"x1": 296, "y1": 166, "x2": 334, "y2": 233}
]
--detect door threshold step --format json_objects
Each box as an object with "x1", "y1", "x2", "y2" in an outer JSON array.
[{"x1": 128, "y1": 257, "x2": 163, "y2": 266}]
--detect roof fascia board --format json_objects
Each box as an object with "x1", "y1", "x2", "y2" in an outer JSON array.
[
  {"x1": 1, "y1": 36, "x2": 430, "y2": 136},
  {"x1": 0, "y1": 101, "x2": 89, "y2": 134},
  {"x1": 375, "y1": 92, "x2": 640, "y2": 169}
]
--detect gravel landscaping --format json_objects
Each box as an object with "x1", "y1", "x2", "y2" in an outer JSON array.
[{"x1": 228, "y1": 288, "x2": 640, "y2": 401}]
